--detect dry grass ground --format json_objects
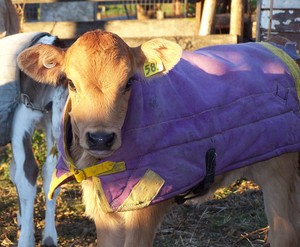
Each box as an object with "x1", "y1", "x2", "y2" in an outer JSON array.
[{"x1": 0, "y1": 137, "x2": 269, "y2": 247}]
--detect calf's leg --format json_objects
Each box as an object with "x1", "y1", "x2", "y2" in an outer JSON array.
[
  {"x1": 10, "y1": 105, "x2": 43, "y2": 247},
  {"x1": 93, "y1": 201, "x2": 171, "y2": 247},
  {"x1": 40, "y1": 115, "x2": 59, "y2": 246},
  {"x1": 83, "y1": 179, "x2": 126, "y2": 247},
  {"x1": 123, "y1": 200, "x2": 172, "y2": 247},
  {"x1": 83, "y1": 179, "x2": 171, "y2": 247},
  {"x1": 41, "y1": 85, "x2": 67, "y2": 246},
  {"x1": 246, "y1": 153, "x2": 300, "y2": 247},
  {"x1": 188, "y1": 152, "x2": 300, "y2": 247}
]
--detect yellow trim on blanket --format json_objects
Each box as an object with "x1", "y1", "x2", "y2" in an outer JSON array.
[
  {"x1": 95, "y1": 169, "x2": 165, "y2": 212},
  {"x1": 260, "y1": 42, "x2": 300, "y2": 101},
  {"x1": 62, "y1": 97, "x2": 74, "y2": 169},
  {"x1": 48, "y1": 168, "x2": 74, "y2": 200},
  {"x1": 118, "y1": 169, "x2": 165, "y2": 211},
  {"x1": 93, "y1": 177, "x2": 113, "y2": 212}
]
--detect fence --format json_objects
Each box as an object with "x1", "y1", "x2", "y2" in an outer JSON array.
[
  {"x1": 10, "y1": 0, "x2": 246, "y2": 49},
  {"x1": 12, "y1": 0, "x2": 193, "y2": 22},
  {"x1": 256, "y1": 0, "x2": 300, "y2": 49}
]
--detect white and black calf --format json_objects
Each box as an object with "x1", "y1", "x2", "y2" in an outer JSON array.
[{"x1": 0, "y1": 33, "x2": 67, "y2": 246}]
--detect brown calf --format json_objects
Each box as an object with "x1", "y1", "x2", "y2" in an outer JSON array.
[{"x1": 17, "y1": 30, "x2": 300, "y2": 247}]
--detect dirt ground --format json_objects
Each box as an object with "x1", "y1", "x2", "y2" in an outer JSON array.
[{"x1": 0, "y1": 146, "x2": 269, "y2": 247}]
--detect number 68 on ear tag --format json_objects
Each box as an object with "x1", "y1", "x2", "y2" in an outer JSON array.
[{"x1": 143, "y1": 59, "x2": 164, "y2": 77}]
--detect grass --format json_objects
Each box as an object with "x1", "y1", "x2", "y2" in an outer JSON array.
[
  {"x1": 0, "y1": 130, "x2": 269, "y2": 246},
  {"x1": 153, "y1": 182, "x2": 268, "y2": 247}
]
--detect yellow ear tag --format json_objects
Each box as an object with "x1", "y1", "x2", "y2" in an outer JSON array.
[{"x1": 143, "y1": 58, "x2": 164, "y2": 77}]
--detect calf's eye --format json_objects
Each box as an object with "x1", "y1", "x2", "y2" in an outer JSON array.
[
  {"x1": 67, "y1": 79, "x2": 76, "y2": 92},
  {"x1": 124, "y1": 79, "x2": 133, "y2": 92}
]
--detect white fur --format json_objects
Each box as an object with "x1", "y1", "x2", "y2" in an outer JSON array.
[
  {"x1": 10, "y1": 105, "x2": 43, "y2": 246},
  {"x1": 8, "y1": 36, "x2": 67, "y2": 246},
  {"x1": 10, "y1": 87, "x2": 67, "y2": 246}
]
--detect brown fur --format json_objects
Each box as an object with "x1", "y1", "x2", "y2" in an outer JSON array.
[{"x1": 17, "y1": 30, "x2": 300, "y2": 246}]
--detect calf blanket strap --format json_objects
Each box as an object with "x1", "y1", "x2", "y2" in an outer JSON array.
[
  {"x1": 175, "y1": 148, "x2": 217, "y2": 204},
  {"x1": 49, "y1": 42, "x2": 300, "y2": 212}
]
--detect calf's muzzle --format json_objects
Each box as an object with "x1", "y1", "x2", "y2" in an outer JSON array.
[{"x1": 86, "y1": 131, "x2": 116, "y2": 151}]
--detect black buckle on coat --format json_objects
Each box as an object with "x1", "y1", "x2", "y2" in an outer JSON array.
[{"x1": 175, "y1": 148, "x2": 216, "y2": 204}]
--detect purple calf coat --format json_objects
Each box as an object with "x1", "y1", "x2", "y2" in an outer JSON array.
[{"x1": 49, "y1": 42, "x2": 300, "y2": 212}]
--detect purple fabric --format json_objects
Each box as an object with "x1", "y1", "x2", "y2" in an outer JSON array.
[{"x1": 56, "y1": 42, "x2": 300, "y2": 211}]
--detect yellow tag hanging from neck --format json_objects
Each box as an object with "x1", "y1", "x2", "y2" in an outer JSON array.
[{"x1": 143, "y1": 58, "x2": 164, "y2": 77}]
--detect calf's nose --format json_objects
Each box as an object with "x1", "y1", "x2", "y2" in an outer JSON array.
[{"x1": 86, "y1": 131, "x2": 116, "y2": 150}]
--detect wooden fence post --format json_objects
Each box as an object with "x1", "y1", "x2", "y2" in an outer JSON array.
[
  {"x1": 194, "y1": 0, "x2": 203, "y2": 35},
  {"x1": 230, "y1": 0, "x2": 244, "y2": 42},
  {"x1": 173, "y1": 0, "x2": 181, "y2": 17},
  {"x1": 199, "y1": 0, "x2": 217, "y2": 36}
]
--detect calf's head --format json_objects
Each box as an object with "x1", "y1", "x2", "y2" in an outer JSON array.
[{"x1": 17, "y1": 30, "x2": 182, "y2": 164}]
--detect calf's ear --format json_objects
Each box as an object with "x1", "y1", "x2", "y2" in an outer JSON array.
[
  {"x1": 17, "y1": 44, "x2": 66, "y2": 86},
  {"x1": 132, "y1": 38, "x2": 182, "y2": 78}
]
